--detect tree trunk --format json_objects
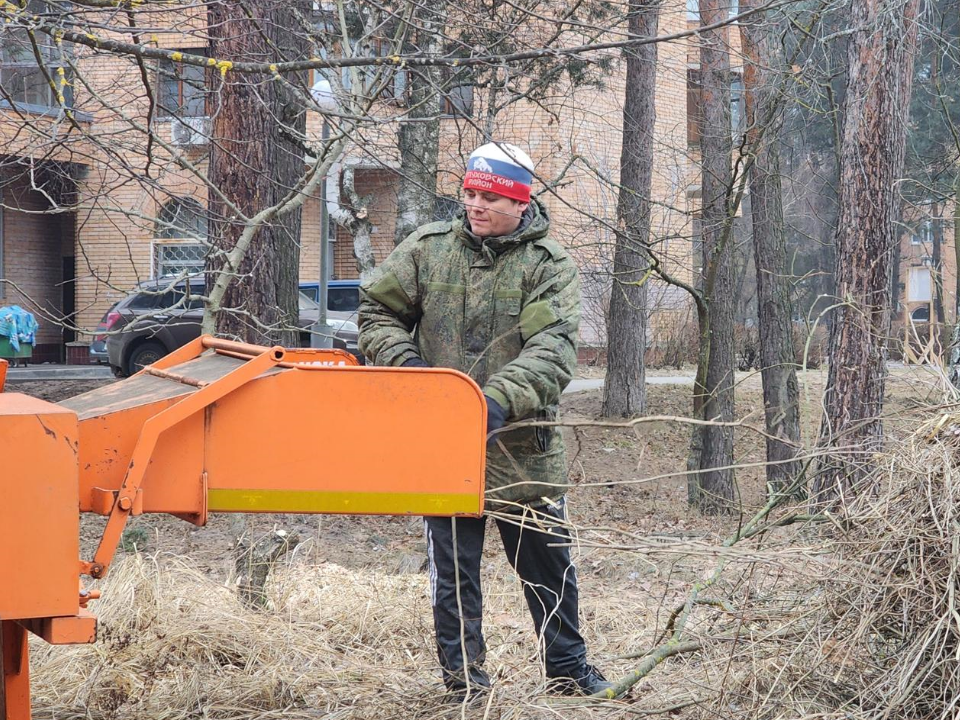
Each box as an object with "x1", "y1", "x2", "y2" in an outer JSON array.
[
  {"x1": 602, "y1": 0, "x2": 659, "y2": 418},
  {"x1": 689, "y1": 0, "x2": 736, "y2": 513},
  {"x1": 812, "y1": 0, "x2": 920, "y2": 507},
  {"x1": 739, "y1": 0, "x2": 802, "y2": 497},
  {"x1": 232, "y1": 522, "x2": 300, "y2": 610},
  {"x1": 206, "y1": 0, "x2": 309, "y2": 608},
  {"x1": 950, "y1": 175, "x2": 960, "y2": 385},
  {"x1": 931, "y1": 202, "x2": 945, "y2": 324},
  {"x1": 207, "y1": 0, "x2": 308, "y2": 346},
  {"x1": 395, "y1": 8, "x2": 445, "y2": 245}
]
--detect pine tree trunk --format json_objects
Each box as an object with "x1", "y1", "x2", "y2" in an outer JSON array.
[
  {"x1": 207, "y1": 0, "x2": 308, "y2": 346},
  {"x1": 932, "y1": 201, "x2": 945, "y2": 324},
  {"x1": 690, "y1": 0, "x2": 736, "y2": 513},
  {"x1": 739, "y1": 0, "x2": 802, "y2": 497},
  {"x1": 812, "y1": 0, "x2": 920, "y2": 506},
  {"x1": 950, "y1": 176, "x2": 960, "y2": 385},
  {"x1": 602, "y1": 0, "x2": 659, "y2": 418},
  {"x1": 395, "y1": 8, "x2": 445, "y2": 245},
  {"x1": 205, "y1": 0, "x2": 309, "y2": 607}
]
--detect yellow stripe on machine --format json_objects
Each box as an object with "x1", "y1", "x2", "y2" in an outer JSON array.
[{"x1": 208, "y1": 488, "x2": 482, "y2": 516}]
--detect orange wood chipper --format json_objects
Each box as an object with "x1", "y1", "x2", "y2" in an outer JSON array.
[{"x1": 0, "y1": 336, "x2": 486, "y2": 720}]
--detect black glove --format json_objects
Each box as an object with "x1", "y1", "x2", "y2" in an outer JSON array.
[
  {"x1": 401, "y1": 357, "x2": 430, "y2": 368},
  {"x1": 484, "y1": 395, "x2": 507, "y2": 445}
]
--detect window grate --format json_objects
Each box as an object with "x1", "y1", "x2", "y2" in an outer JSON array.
[{"x1": 154, "y1": 242, "x2": 206, "y2": 278}]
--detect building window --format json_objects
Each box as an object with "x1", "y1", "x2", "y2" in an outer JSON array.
[
  {"x1": 686, "y1": 0, "x2": 740, "y2": 20},
  {"x1": 344, "y1": 38, "x2": 407, "y2": 103},
  {"x1": 731, "y1": 73, "x2": 745, "y2": 139},
  {"x1": 687, "y1": 69, "x2": 744, "y2": 146},
  {"x1": 154, "y1": 242, "x2": 206, "y2": 278},
  {"x1": 0, "y1": 0, "x2": 72, "y2": 110},
  {"x1": 907, "y1": 266, "x2": 932, "y2": 303},
  {"x1": 441, "y1": 81, "x2": 473, "y2": 117},
  {"x1": 911, "y1": 219, "x2": 932, "y2": 246},
  {"x1": 687, "y1": 70, "x2": 703, "y2": 146},
  {"x1": 157, "y1": 49, "x2": 208, "y2": 118},
  {"x1": 154, "y1": 198, "x2": 207, "y2": 277}
]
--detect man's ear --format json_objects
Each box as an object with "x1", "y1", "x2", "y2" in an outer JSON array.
[{"x1": 516, "y1": 201, "x2": 530, "y2": 215}]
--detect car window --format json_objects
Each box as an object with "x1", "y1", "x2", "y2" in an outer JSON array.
[
  {"x1": 299, "y1": 291, "x2": 319, "y2": 311},
  {"x1": 127, "y1": 292, "x2": 166, "y2": 310},
  {"x1": 159, "y1": 290, "x2": 183, "y2": 309},
  {"x1": 184, "y1": 283, "x2": 205, "y2": 310},
  {"x1": 328, "y1": 287, "x2": 359, "y2": 313},
  {"x1": 128, "y1": 284, "x2": 205, "y2": 311}
]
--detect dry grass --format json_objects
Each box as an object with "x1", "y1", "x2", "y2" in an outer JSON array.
[{"x1": 32, "y1": 550, "x2": 681, "y2": 719}]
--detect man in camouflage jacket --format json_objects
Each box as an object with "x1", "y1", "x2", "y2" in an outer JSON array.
[{"x1": 358, "y1": 142, "x2": 612, "y2": 701}]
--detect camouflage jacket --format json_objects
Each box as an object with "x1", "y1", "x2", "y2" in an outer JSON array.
[{"x1": 358, "y1": 201, "x2": 581, "y2": 510}]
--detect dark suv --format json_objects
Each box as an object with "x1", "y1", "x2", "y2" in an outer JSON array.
[
  {"x1": 298, "y1": 279, "x2": 360, "y2": 313},
  {"x1": 103, "y1": 278, "x2": 359, "y2": 376}
]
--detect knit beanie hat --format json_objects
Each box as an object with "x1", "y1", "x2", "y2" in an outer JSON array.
[{"x1": 463, "y1": 142, "x2": 534, "y2": 203}]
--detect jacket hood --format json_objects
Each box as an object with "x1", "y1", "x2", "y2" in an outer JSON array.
[{"x1": 454, "y1": 199, "x2": 550, "y2": 259}]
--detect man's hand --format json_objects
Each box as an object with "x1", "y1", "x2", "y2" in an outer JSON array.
[
  {"x1": 484, "y1": 395, "x2": 507, "y2": 445},
  {"x1": 402, "y1": 357, "x2": 430, "y2": 368}
]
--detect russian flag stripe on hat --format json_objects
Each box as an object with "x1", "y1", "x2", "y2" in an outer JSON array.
[
  {"x1": 463, "y1": 142, "x2": 533, "y2": 203},
  {"x1": 467, "y1": 156, "x2": 532, "y2": 185}
]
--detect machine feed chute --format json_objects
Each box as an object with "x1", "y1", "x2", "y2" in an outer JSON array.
[{"x1": 0, "y1": 336, "x2": 487, "y2": 720}]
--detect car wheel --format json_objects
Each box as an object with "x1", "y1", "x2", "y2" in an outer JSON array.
[{"x1": 126, "y1": 341, "x2": 166, "y2": 376}]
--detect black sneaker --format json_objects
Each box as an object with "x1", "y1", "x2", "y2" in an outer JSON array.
[
  {"x1": 549, "y1": 664, "x2": 616, "y2": 697},
  {"x1": 445, "y1": 668, "x2": 492, "y2": 705},
  {"x1": 445, "y1": 681, "x2": 491, "y2": 705}
]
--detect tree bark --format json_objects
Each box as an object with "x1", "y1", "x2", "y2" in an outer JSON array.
[
  {"x1": 602, "y1": 0, "x2": 659, "y2": 418},
  {"x1": 950, "y1": 175, "x2": 960, "y2": 385},
  {"x1": 232, "y1": 522, "x2": 300, "y2": 610},
  {"x1": 394, "y1": 7, "x2": 445, "y2": 245},
  {"x1": 207, "y1": 0, "x2": 309, "y2": 346},
  {"x1": 812, "y1": 0, "x2": 920, "y2": 507},
  {"x1": 689, "y1": 0, "x2": 736, "y2": 513},
  {"x1": 931, "y1": 202, "x2": 945, "y2": 324},
  {"x1": 739, "y1": 0, "x2": 802, "y2": 496},
  {"x1": 206, "y1": 0, "x2": 309, "y2": 606}
]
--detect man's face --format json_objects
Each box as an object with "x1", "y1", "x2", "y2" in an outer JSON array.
[{"x1": 463, "y1": 188, "x2": 528, "y2": 238}]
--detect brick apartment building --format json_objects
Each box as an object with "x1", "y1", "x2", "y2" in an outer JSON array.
[{"x1": 0, "y1": 0, "x2": 788, "y2": 363}]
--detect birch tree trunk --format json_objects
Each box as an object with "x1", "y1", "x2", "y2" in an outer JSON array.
[
  {"x1": 602, "y1": 0, "x2": 659, "y2": 418},
  {"x1": 207, "y1": 0, "x2": 309, "y2": 346},
  {"x1": 812, "y1": 0, "x2": 920, "y2": 506},
  {"x1": 689, "y1": 0, "x2": 736, "y2": 513},
  {"x1": 394, "y1": 6, "x2": 445, "y2": 245},
  {"x1": 740, "y1": 0, "x2": 802, "y2": 496}
]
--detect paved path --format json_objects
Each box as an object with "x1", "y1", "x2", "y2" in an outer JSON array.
[
  {"x1": 564, "y1": 375, "x2": 694, "y2": 394},
  {"x1": 5, "y1": 364, "x2": 113, "y2": 383},
  {"x1": 3, "y1": 365, "x2": 697, "y2": 388}
]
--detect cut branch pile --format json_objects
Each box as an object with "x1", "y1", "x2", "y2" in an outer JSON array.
[{"x1": 807, "y1": 413, "x2": 960, "y2": 719}]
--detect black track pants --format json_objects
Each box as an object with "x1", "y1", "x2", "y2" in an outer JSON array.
[{"x1": 424, "y1": 498, "x2": 587, "y2": 688}]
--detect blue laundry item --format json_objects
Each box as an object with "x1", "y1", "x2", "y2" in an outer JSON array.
[{"x1": 0, "y1": 306, "x2": 39, "y2": 352}]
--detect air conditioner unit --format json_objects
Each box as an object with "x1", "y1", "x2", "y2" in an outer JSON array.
[{"x1": 170, "y1": 116, "x2": 210, "y2": 146}]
